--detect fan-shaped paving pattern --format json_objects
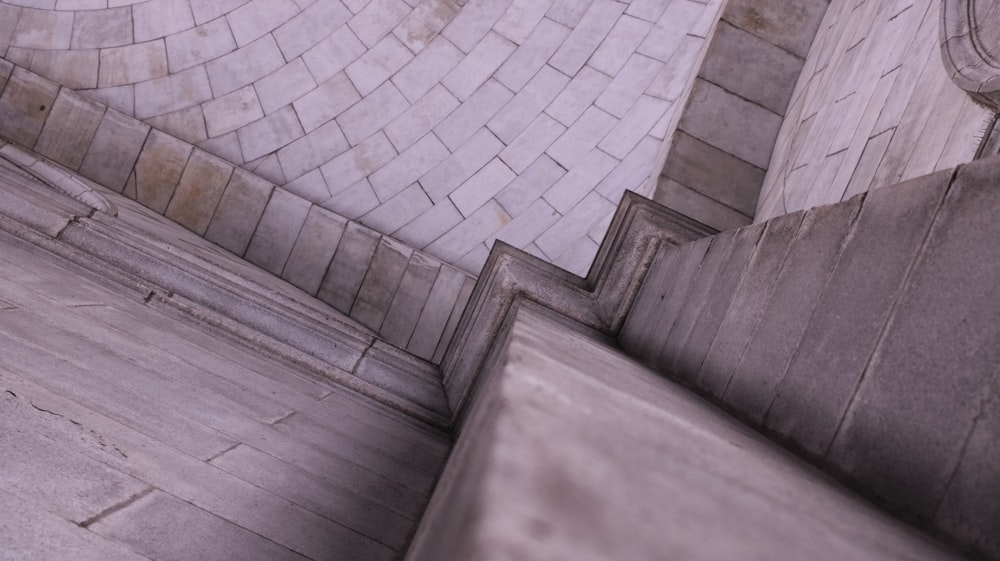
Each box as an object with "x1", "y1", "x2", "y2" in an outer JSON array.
[{"x1": 0, "y1": 0, "x2": 723, "y2": 275}]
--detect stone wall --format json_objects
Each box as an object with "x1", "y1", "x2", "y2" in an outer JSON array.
[
  {"x1": 621, "y1": 156, "x2": 1000, "y2": 559},
  {"x1": 756, "y1": 0, "x2": 991, "y2": 221},
  {"x1": 0, "y1": 0, "x2": 724, "y2": 276}
]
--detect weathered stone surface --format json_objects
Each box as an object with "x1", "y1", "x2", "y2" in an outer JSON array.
[
  {"x1": 204, "y1": 168, "x2": 274, "y2": 256},
  {"x1": 33, "y1": 91, "x2": 103, "y2": 171},
  {"x1": 244, "y1": 188, "x2": 312, "y2": 275},
  {"x1": 407, "y1": 264, "x2": 469, "y2": 360},
  {"x1": 79, "y1": 109, "x2": 150, "y2": 193},
  {"x1": 351, "y1": 237, "x2": 413, "y2": 331},
  {"x1": 766, "y1": 172, "x2": 950, "y2": 456},
  {"x1": 281, "y1": 205, "x2": 348, "y2": 295},
  {"x1": 133, "y1": 129, "x2": 192, "y2": 213},
  {"x1": 381, "y1": 252, "x2": 441, "y2": 348},
  {"x1": 165, "y1": 149, "x2": 234, "y2": 235},
  {"x1": 318, "y1": 221, "x2": 381, "y2": 313},
  {"x1": 0, "y1": 66, "x2": 59, "y2": 148},
  {"x1": 723, "y1": 0, "x2": 828, "y2": 57},
  {"x1": 696, "y1": 211, "x2": 803, "y2": 398},
  {"x1": 665, "y1": 131, "x2": 764, "y2": 217},
  {"x1": 98, "y1": 41, "x2": 169, "y2": 88},
  {"x1": 827, "y1": 158, "x2": 1000, "y2": 517}
]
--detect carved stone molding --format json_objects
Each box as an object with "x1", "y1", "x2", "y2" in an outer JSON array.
[{"x1": 941, "y1": 0, "x2": 1000, "y2": 108}]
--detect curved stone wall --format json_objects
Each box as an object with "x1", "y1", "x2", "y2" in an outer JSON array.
[
  {"x1": 756, "y1": 0, "x2": 991, "y2": 222},
  {"x1": 0, "y1": 0, "x2": 723, "y2": 275}
]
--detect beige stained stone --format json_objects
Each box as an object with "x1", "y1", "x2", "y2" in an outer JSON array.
[
  {"x1": 0, "y1": 66, "x2": 60, "y2": 147},
  {"x1": 204, "y1": 167, "x2": 274, "y2": 255},
  {"x1": 99, "y1": 41, "x2": 170, "y2": 88},
  {"x1": 80, "y1": 109, "x2": 151, "y2": 193},
  {"x1": 133, "y1": 130, "x2": 193, "y2": 213},
  {"x1": 393, "y1": 0, "x2": 460, "y2": 53},
  {"x1": 165, "y1": 149, "x2": 234, "y2": 234},
  {"x1": 34, "y1": 90, "x2": 106, "y2": 171}
]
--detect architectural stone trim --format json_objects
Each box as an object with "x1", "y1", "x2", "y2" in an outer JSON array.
[{"x1": 941, "y1": 0, "x2": 1000, "y2": 108}]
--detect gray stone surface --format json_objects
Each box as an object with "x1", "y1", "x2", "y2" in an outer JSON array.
[
  {"x1": 352, "y1": 236, "x2": 413, "y2": 331},
  {"x1": 79, "y1": 108, "x2": 150, "y2": 193},
  {"x1": 0, "y1": 66, "x2": 59, "y2": 147},
  {"x1": 722, "y1": 0, "x2": 829, "y2": 57},
  {"x1": 33, "y1": 89, "x2": 104, "y2": 170},
  {"x1": 132, "y1": 129, "x2": 192, "y2": 211},
  {"x1": 205, "y1": 167, "x2": 274, "y2": 256},
  {"x1": 664, "y1": 132, "x2": 764, "y2": 218},
  {"x1": 165, "y1": 149, "x2": 234, "y2": 235},
  {"x1": 696, "y1": 211, "x2": 803, "y2": 398},
  {"x1": 409, "y1": 303, "x2": 966, "y2": 561},
  {"x1": 281, "y1": 205, "x2": 348, "y2": 295},
  {"x1": 723, "y1": 198, "x2": 861, "y2": 424},
  {"x1": 766, "y1": 171, "x2": 950, "y2": 457},
  {"x1": 245, "y1": 187, "x2": 311, "y2": 275},
  {"x1": 827, "y1": 157, "x2": 1000, "y2": 517},
  {"x1": 381, "y1": 252, "x2": 441, "y2": 349},
  {"x1": 318, "y1": 221, "x2": 381, "y2": 313}
]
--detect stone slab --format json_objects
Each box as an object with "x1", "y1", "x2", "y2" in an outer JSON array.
[
  {"x1": 34, "y1": 90, "x2": 105, "y2": 171},
  {"x1": 164, "y1": 149, "x2": 234, "y2": 235},
  {"x1": 132, "y1": 129, "x2": 192, "y2": 213},
  {"x1": 245, "y1": 188, "x2": 312, "y2": 276},
  {"x1": 281, "y1": 205, "x2": 348, "y2": 295},
  {"x1": 381, "y1": 252, "x2": 441, "y2": 348},
  {"x1": 204, "y1": 168, "x2": 274, "y2": 256},
  {"x1": 0, "y1": 66, "x2": 59, "y2": 148},
  {"x1": 318, "y1": 221, "x2": 381, "y2": 314},
  {"x1": 351, "y1": 236, "x2": 413, "y2": 331},
  {"x1": 79, "y1": 109, "x2": 150, "y2": 193}
]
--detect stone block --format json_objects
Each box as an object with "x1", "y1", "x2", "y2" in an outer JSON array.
[
  {"x1": 79, "y1": 109, "x2": 150, "y2": 192},
  {"x1": 392, "y1": 36, "x2": 464, "y2": 103},
  {"x1": 348, "y1": 0, "x2": 411, "y2": 47},
  {"x1": 434, "y1": 78, "x2": 513, "y2": 151},
  {"x1": 595, "y1": 53, "x2": 664, "y2": 118},
  {"x1": 190, "y1": 0, "x2": 248, "y2": 24},
  {"x1": 237, "y1": 106, "x2": 304, "y2": 162},
  {"x1": 546, "y1": 105, "x2": 618, "y2": 169},
  {"x1": 203, "y1": 85, "x2": 264, "y2": 137},
  {"x1": 337, "y1": 82, "x2": 410, "y2": 145},
  {"x1": 625, "y1": 0, "x2": 672, "y2": 22},
  {"x1": 34, "y1": 90, "x2": 105, "y2": 171},
  {"x1": 426, "y1": 200, "x2": 510, "y2": 263},
  {"x1": 394, "y1": 0, "x2": 460, "y2": 53},
  {"x1": 362, "y1": 183, "x2": 433, "y2": 232},
  {"x1": 133, "y1": 130, "x2": 192, "y2": 212},
  {"x1": 542, "y1": 148, "x2": 618, "y2": 214},
  {"x1": 165, "y1": 150, "x2": 234, "y2": 235},
  {"x1": 701, "y1": 21, "x2": 804, "y2": 115},
  {"x1": 598, "y1": 95, "x2": 670, "y2": 159},
  {"x1": 99, "y1": 40, "x2": 169, "y2": 88},
  {"x1": 679, "y1": 78, "x2": 783, "y2": 170},
  {"x1": 0, "y1": 5, "x2": 19, "y2": 56},
  {"x1": 277, "y1": 120, "x2": 350, "y2": 182},
  {"x1": 440, "y1": 0, "x2": 510, "y2": 52},
  {"x1": 654, "y1": 178, "x2": 752, "y2": 232},
  {"x1": 549, "y1": 0, "x2": 626, "y2": 76},
  {"x1": 664, "y1": 131, "x2": 765, "y2": 216},
  {"x1": 324, "y1": 178, "x2": 380, "y2": 219},
  {"x1": 70, "y1": 6, "x2": 132, "y2": 49},
  {"x1": 534, "y1": 192, "x2": 616, "y2": 260},
  {"x1": 227, "y1": 0, "x2": 299, "y2": 47},
  {"x1": 596, "y1": 135, "x2": 660, "y2": 201},
  {"x1": 11, "y1": 8, "x2": 73, "y2": 50},
  {"x1": 146, "y1": 105, "x2": 208, "y2": 144},
  {"x1": 255, "y1": 59, "x2": 317, "y2": 115},
  {"x1": 637, "y1": 0, "x2": 703, "y2": 61},
  {"x1": 244, "y1": 188, "x2": 312, "y2": 275},
  {"x1": 696, "y1": 211, "x2": 802, "y2": 398},
  {"x1": 282, "y1": 205, "x2": 348, "y2": 295},
  {"x1": 723, "y1": 198, "x2": 861, "y2": 425},
  {"x1": 546, "y1": 0, "x2": 590, "y2": 27},
  {"x1": 545, "y1": 65, "x2": 613, "y2": 127},
  {"x1": 495, "y1": 154, "x2": 565, "y2": 216},
  {"x1": 589, "y1": 15, "x2": 654, "y2": 76},
  {"x1": 766, "y1": 172, "x2": 950, "y2": 456},
  {"x1": 204, "y1": 168, "x2": 274, "y2": 256},
  {"x1": 486, "y1": 65, "x2": 569, "y2": 144},
  {"x1": 320, "y1": 132, "x2": 397, "y2": 189},
  {"x1": 488, "y1": 198, "x2": 560, "y2": 249},
  {"x1": 318, "y1": 221, "x2": 381, "y2": 313},
  {"x1": 26, "y1": 49, "x2": 99, "y2": 90},
  {"x1": 293, "y1": 73, "x2": 361, "y2": 133},
  {"x1": 274, "y1": 0, "x2": 352, "y2": 59},
  {"x1": 494, "y1": 17, "x2": 570, "y2": 91},
  {"x1": 166, "y1": 18, "x2": 237, "y2": 72},
  {"x1": 723, "y1": 0, "x2": 828, "y2": 58},
  {"x1": 407, "y1": 263, "x2": 469, "y2": 359},
  {"x1": 283, "y1": 169, "x2": 331, "y2": 202},
  {"x1": 441, "y1": 31, "x2": 516, "y2": 101},
  {"x1": 371, "y1": 134, "x2": 448, "y2": 203},
  {"x1": 206, "y1": 35, "x2": 285, "y2": 96},
  {"x1": 346, "y1": 34, "x2": 414, "y2": 97},
  {"x1": 393, "y1": 199, "x2": 464, "y2": 249},
  {"x1": 385, "y1": 85, "x2": 459, "y2": 151},
  {"x1": 350, "y1": 236, "x2": 413, "y2": 330},
  {"x1": 449, "y1": 158, "x2": 516, "y2": 217},
  {"x1": 380, "y1": 252, "x2": 441, "y2": 348},
  {"x1": 827, "y1": 158, "x2": 1000, "y2": 516},
  {"x1": 0, "y1": 66, "x2": 59, "y2": 148},
  {"x1": 133, "y1": 0, "x2": 196, "y2": 42},
  {"x1": 493, "y1": 0, "x2": 550, "y2": 44},
  {"x1": 134, "y1": 65, "x2": 213, "y2": 119},
  {"x1": 497, "y1": 113, "x2": 566, "y2": 174},
  {"x1": 301, "y1": 26, "x2": 367, "y2": 84},
  {"x1": 420, "y1": 128, "x2": 503, "y2": 202},
  {"x1": 645, "y1": 34, "x2": 704, "y2": 101}
]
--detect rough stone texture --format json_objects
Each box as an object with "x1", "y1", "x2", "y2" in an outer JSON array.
[
  {"x1": 0, "y1": 66, "x2": 59, "y2": 148},
  {"x1": 132, "y1": 129, "x2": 192, "y2": 212},
  {"x1": 409, "y1": 303, "x2": 967, "y2": 561},
  {"x1": 723, "y1": 197, "x2": 861, "y2": 424},
  {"x1": 765, "y1": 171, "x2": 951, "y2": 457},
  {"x1": 164, "y1": 149, "x2": 234, "y2": 235}
]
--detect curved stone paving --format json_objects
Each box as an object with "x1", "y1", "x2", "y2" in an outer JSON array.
[{"x1": 0, "y1": 0, "x2": 723, "y2": 275}]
